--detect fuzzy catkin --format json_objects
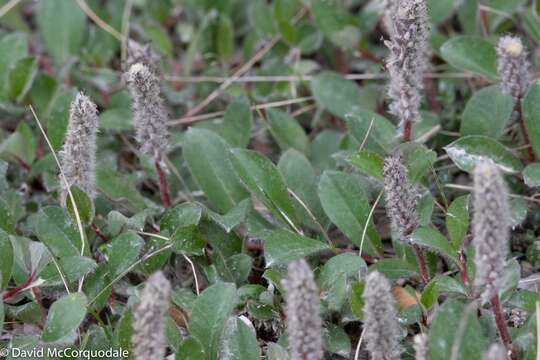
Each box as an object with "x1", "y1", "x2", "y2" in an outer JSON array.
[
  {"x1": 383, "y1": 153, "x2": 418, "y2": 243},
  {"x1": 59, "y1": 92, "x2": 99, "y2": 203},
  {"x1": 132, "y1": 271, "x2": 171, "y2": 360},
  {"x1": 484, "y1": 343, "x2": 508, "y2": 360},
  {"x1": 125, "y1": 63, "x2": 169, "y2": 158},
  {"x1": 385, "y1": 0, "x2": 430, "y2": 131},
  {"x1": 472, "y1": 160, "x2": 510, "y2": 304},
  {"x1": 363, "y1": 271, "x2": 402, "y2": 360},
  {"x1": 413, "y1": 333, "x2": 429, "y2": 360},
  {"x1": 124, "y1": 40, "x2": 160, "y2": 74},
  {"x1": 284, "y1": 259, "x2": 323, "y2": 360},
  {"x1": 497, "y1": 35, "x2": 530, "y2": 108}
]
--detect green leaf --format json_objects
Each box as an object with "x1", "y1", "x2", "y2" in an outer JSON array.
[
  {"x1": 37, "y1": 0, "x2": 86, "y2": 64},
  {"x1": 411, "y1": 227, "x2": 459, "y2": 266},
  {"x1": 0, "y1": 122, "x2": 36, "y2": 165},
  {"x1": 263, "y1": 229, "x2": 329, "y2": 266},
  {"x1": 207, "y1": 199, "x2": 251, "y2": 233},
  {"x1": 8, "y1": 57, "x2": 38, "y2": 102},
  {"x1": 0, "y1": 32, "x2": 28, "y2": 99},
  {"x1": 311, "y1": 72, "x2": 376, "y2": 118},
  {"x1": 370, "y1": 259, "x2": 417, "y2": 281},
  {"x1": 184, "y1": 128, "x2": 248, "y2": 213},
  {"x1": 345, "y1": 110, "x2": 397, "y2": 155},
  {"x1": 42, "y1": 292, "x2": 88, "y2": 342},
  {"x1": 106, "y1": 232, "x2": 144, "y2": 278},
  {"x1": 523, "y1": 163, "x2": 540, "y2": 187},
  {"x1": 40, "y1": 255, "x2": 96, "y2": 285},
  {"x1": 65, "y1": 185, "x2": 95, "y2": 225},
  {"x1": 427, "y1": 0, "x2": 456, "y2": 23},
  {"x1": 324, "y1": 324, "x2": 352, "y2": 357},
  {"x1": 218, "y1": 317, "x2": 260, "y2": 360},
  {"x1": 266, "y1": 109, "x2": 309, "y2": 154},
  {"x1": 230, "y1": 148, "x2": 298, "y2": 229},
  {"x1": 217, "y1": 15, "x2": 234, "y2": 61},
  {"x1": 189, "y1": 282, "x2": 237, "y2": 360},
  {"x1": 460, "y1": 86, "x2": 514, "y2": 138},
  {"x1": 446, "y1": 195, "x2": 470, "y2": 249},
  {"x1": 176, "y1": 337, "x2": 207, "y2": 360},
  {"x1": 278, "y1": 149, "x2": 326, "y2": 229},
  {"x1": 318, "y1": 171, "x2": 382, "y2": 256},
  {"x1": 33, "y1": 206, "x2": 81, "y2": 258},
  {"x1": 523, "y1": 81, "x2": 540, "y2": 158},
  {"x1": 161, "y1": 202, "x2": 203, "y2": 233},
  {"x1": 0, "y1": 229, "x2": 13, "y2": 289},
  {"x1": 96, "y1": 167, "x2": 147, "y2": 212},
  {"x1": 248, "y1": 0, "x2": 277, "y2": 37},
  {"x1": 47, "y1": 88, "x2": 76, "y2": 151},
  {"x1": 401, "y1": 143, "x2": 437, "y2": 182},
  {"x1": 348, "y1": 150, "x2": 384, "y2": 180},
  {"x1": 311, "y1": 0, "x2": 360, "y2": 49},
  {"x1": 440, "y1": 36, "x2": 497, "y2": 80},
  {"x1": 444, "y1": 135, "x2": 523, "y2": 173},
  {"x1": 266, "y1": 343, "x2": 290, "y2": 360},
  {"x1": 0, "y1": 197, "x2": 15, "y2": 234},
  {"x1": 318, "y1": 253, "x2": 366, "y2": 289},
  {"x1": 429, "y1": 300, "x2": 487, "y2": 360},
  {"x1": 221, "y1": 99, "x2": 252, "y2": 148}
]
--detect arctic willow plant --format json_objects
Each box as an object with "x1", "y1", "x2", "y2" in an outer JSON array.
[
  {"x1": 362, "y1": 271, "x2": 402, "y2": 360},
  {"x1": 132, "y1": 271, "x2": 171, "y2": 360},
  {"x1": 125, "y1": 62, "x2": 171, "y2": 207},
  {"x1": 385, "y1": 0, "x2": 430, "y2": 141},
  {"x1": 383, "y1": 152, "x2": 429, "y2": 283},
  {"x1": 472, "y1": 160, "x2": 515, "y2": 359},
  {"x1": 496, "y1": 35, "x2": 534, "y2": 161},
  {"x1": 59, "y1": 92, "x2": 99, "y2": 204},
  {"x1": 284, "y1": 259, "x2": 323, "y2": 360}
]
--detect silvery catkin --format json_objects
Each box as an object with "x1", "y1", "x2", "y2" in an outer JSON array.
[
  {"x1": 383, "y1": 153, "x2": 418, "y2": 243},
  {"x1": 59, "y1": 92, "x2": 99, "y2": 203},
  {"x1": 472, "y1": 160, "x2": 510, "y2": 304},
  {"x1": 363, "y1": 271, "x2": 402, "y2": 360},
  {"x1": 497, "y1": 35, "x2": 530, "y2": 108},
  {"x1": 385, "y1": 0, "x2": 429, "y2": 135},
  {"x1": 124, "y1": 40, "x2": 159, "y2": 74},
  {"x1": 132, "y1": 271, "x2": 171, "y2": 360},
  {"x1": 125, "y1": 63, "x2": 169, "y2": 159},
  {"x1": 284, "y1": 259, "x2": 323, "y2": 360},
  {"x1": 413, "y1": 333, "x2": 429, "y2": 360}
]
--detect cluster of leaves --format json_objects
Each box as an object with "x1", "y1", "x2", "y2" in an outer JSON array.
[{"x1": 0, "y1": 0, "x2": 540, "y2": 359}]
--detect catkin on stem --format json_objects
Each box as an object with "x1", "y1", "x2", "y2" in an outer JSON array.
[
  {"x1": 284, "y1": 259, "x2": 323, "y2": 360},
  {"x1": 472, "y1": 160, "x2": 510, "y2": 304},
  {"x1": 125, "y1": 63, "x2": 169, "y2": 159},
  {"x1": 363, "y1": 271, "x2": 403, "y2": 360},
  {"x1": 132, "y1": 271, "x2": 171, "y2": 360},
  {"x1": 59, "y1": 92, "x2": 99, "y2": 204},
  {"x1": 385, "y1": 0, "x2": 430, "y2": 140}
]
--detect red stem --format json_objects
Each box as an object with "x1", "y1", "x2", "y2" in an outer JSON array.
[
  {"x1": 155, "y1": 157, "x2": 171, "y2": 208},
  {"x1": 490, "y1": 294, "x2": 517, "y2": 360},
  {"x1": 424, "y1": 77, "x2": 442, "y2": 113},
  {"x1": 459, "y1": 250, "x2": 469, "y2": 287},
  {"x1": 412, "y1": 244, "x2": 429, "y2": 285},
  {"x1": 403, "y1": 120, "x2": 413, "y2": 142},
  {"x1": 516, "y1": 101, "x2": 535, "y2": 162},
  {"x1": 2, "y1": 272, "x2": 35, "y2": 301},
  {"x1": 91, "y1": 223, "x2": 108, "y2": 242}
]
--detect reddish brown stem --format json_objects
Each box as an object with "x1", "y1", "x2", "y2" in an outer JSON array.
[
  {"x1": 490, "y1": 295, "x2": 517, "y2": 360},
  {"x1": 155, "y1": 158, "x2": 171, "y2": 208},
  {"x1": 459, "y1": 251, "x2": 469, "y2": 287},
  {"x1": 516, "y1": 102, "x2": 535, "y2": 162},
  {"x1": 412, "y1": 244, "x2": 429, "y2": 285},
  {"x1": 91, "y1": 223, "x2": 108, "y2": 242},
  {"x1": 403, "y1": 120, "x2": 413, "y2": 142},
  {"x1": 423, "y1": 77, "x2": 442, "y2": 113},
  {"x1": 2, "y1": 272, "x2": 35, "y2": 301}
]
